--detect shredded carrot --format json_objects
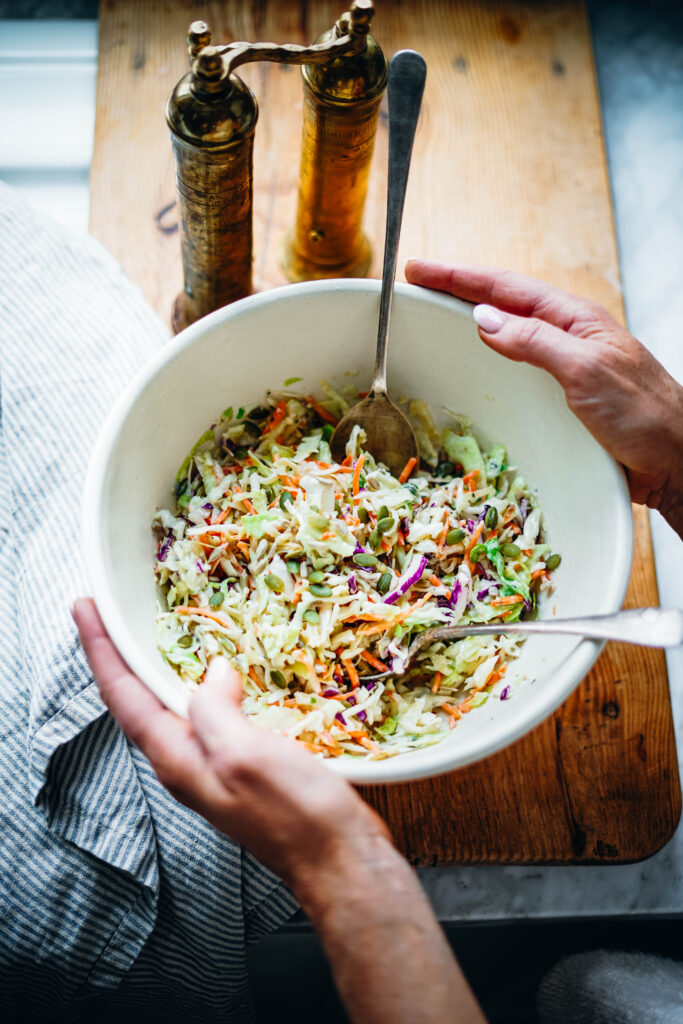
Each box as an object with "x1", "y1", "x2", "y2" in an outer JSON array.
[
  {"x1": 431, "y1": 671, "x2": 443, "y2": 695},
  {"x1": 356, "y1": 735, "x2": 382, "y2": 754},
  {"x1": 436, "y1": 522, "x2": 450, "y2": 549},
  {"x1": 215, "y1": 507, "x2": 230, "y2": 525},
  {"x1": 262, "y1": 399, "x2": 287, "y2": 434},
  {"x1": 397, "y1": 530, "x2": 405, "y2": 547},
  {"x1": 352, "y1": 453, "x2": 366, "y2": 502},
  {"x1": 508, "y1": 523, "x2": 521, "y2": 535},
  {"x1": 398, "y1": 456, "x2": 417, "y2": 483},
  {"x1": 174, "y1": 606, "x2": 231, "y2": 629},
  {"x1": 342, "y1": 657, "x2": 360, "y2": 689},
  {"x1": 531, "y1": 567, "x2": 549, "y2": 581},
  {"x1": 300, "y1": 741, "x2": 327, "y2": 754},
  {"x1": 236, "y1": 541, "x2": 251, "y2": 559},
  {"x1": 319, "y1": 531, "x2": 336, "y2": 541},
  {"x1": 490, "y1": 594, "x2": 523, "y2": 607},
  {"x1": 358, "y1": 594, "x2": 431, "y2": 635},
  {"x1": 442, "y1": 703, "x2": 461, "y2": 719},
  {"x1": 248, "y1": 666, "x2": 266, "y2": 692},
  {"x1": 462, "y1": 469, "x2": 479, "y2": 491},
  {"x1": 360, "y1": 650, "x2": 389, "y2": 672},
  {"x1": 381, "y1": 537, "x2": 392, "y2": 553},
  {"x1": 487, "y1": 664, "x2": 507, "y2": 687},
  {"x1": 429, "y1": 574, "x2": 441, "y2": 588},
  {"x1": 306, "y1": 395, "x2": 339, "y2": 425},
  {"x1": 465, "y1": 521, "x2": 484, "y2": 570},
  {"x1": 341, "y1": 455, "x2": 353, "y2": 468}
]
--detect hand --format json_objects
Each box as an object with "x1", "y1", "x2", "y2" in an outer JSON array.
[
  {"x1": 72, "y1": 598, "x2": 486, "y2": 1023},
  {"x1": 71, "y1": 598, "x2": 390, "y2": 897},
  {"x1": 405, "y1": 260, "x2": 683, "y2": 535}
]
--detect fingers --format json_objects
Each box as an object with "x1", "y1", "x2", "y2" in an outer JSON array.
[
  {"x1": 471, "y1": 304, "x2": 586, "y2": 387},
  {"x1": 73, "y1": 598, "x2": 164, "y2": 727},
  {"x1": 72, "y1": 597, "x2": 214, "y2": 798},
  {"x1": 404, "y1": 260, "x2": 593, "y2": 332}
]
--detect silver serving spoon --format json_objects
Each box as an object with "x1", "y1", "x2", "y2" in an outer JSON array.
[
  {"x1": 359, "y1": 607, "x2": 683, "y2": 681},
  {"x1": 330, "y1": 50, "x2": 426, "y2": 477}
]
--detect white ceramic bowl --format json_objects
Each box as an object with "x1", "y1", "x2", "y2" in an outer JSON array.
[{"x1": 83, "y1": 279, "x2": 633, "y2": 784}]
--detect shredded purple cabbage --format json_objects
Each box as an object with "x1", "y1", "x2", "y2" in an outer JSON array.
[
  {"x1": 348, "y1": 573, "x2": 358, "y2": 595},
  {"x1": 334, "y1": 712, "x2": 346, "y2": 724},
  {"x1": 196, "y1": 560, "x2": 204, "y2": 573},
  {"x1": 323, "y1": 688, "x2": 338, "y2": 698},
  {"x1": 437, "y1": 595, "x2": 451, "y2": 608},
  {"x1": 202, "y1": 502, "x2": 213, "y2": 511},
  {"x1": 499, "y1": 685, "x2": 511, "y2": 701},
  {"x1": 477, "y1": 504, "x2": 489, "y2": 523},
  {"x1": 356, "y1": 709, "x2": 368, "y2": 723},
  {"x1": 450, "y1": 578, "x2": 462, "y2": 607},
  {"x1": 401, "y1": 516, "x2": 411, "y2": 534},
  {"x1": 158, "y1": 535, "x2": 172, "y2": 562},
  {"x1": 363, "y1": 680, "x2": 376, "y2": 692},
  {"x1": 385, "y1": 554, "x2": 428, "y2": 605},
  {"x1": 520, "y1": 498, "x2": 528, "y2": 524}
]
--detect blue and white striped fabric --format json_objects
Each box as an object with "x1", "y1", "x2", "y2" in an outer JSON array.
[{"x1": 0, "y1": 183, "x2": 297, "y2": 1022}]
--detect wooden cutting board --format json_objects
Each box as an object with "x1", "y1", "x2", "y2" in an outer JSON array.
[{"x1": 91, "y1": 0, "x2": 681, "y2": 863}]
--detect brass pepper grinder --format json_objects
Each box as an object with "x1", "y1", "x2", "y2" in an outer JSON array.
[
  {"x1": 167, "y1": 24, "x2": 258, "y2": 333},
  {"x1": 167, "y1": 6, "x2": 381, "y2": 331},
  {"x1": 282, "y1": 2, "x2": 388, "y2": 282}
]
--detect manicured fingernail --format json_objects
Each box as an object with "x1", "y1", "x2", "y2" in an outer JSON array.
[{"x1": 473, "y1": 304, "x2": 506, "y2": 333}]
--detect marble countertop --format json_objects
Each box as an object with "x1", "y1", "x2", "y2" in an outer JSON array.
[{"x1": 1, "y1": 0, "x2": 681, "y2": 921}]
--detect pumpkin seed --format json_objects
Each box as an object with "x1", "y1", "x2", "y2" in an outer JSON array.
[
  {"x1": 353, "y1": 553, "x2": 379, "y2": 567},
  {"x1": 377, "y1": 572, "x2": 392, "y2": 594}
]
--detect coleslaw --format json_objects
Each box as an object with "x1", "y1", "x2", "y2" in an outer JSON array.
[{"x1": 153, "y1": 386, "x2": 559, "y2": 759}]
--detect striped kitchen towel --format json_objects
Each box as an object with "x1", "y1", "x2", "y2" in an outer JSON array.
[{"x1": 0, "y1": 182, "x2": 297, "y2": 1023}]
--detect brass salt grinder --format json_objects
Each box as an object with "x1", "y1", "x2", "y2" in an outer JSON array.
[{"x1": 167, "y1": 2, "x2": 387, "y2": 333}]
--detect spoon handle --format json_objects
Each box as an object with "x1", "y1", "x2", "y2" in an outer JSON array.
[
  {"x1": 372, "y1": 50, "x2": 427, "y2": 394},
  {"x1": 413, "y1": 608, "x2": 683, "y2": 656}
]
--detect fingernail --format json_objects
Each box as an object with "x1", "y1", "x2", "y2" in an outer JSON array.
[{"x1": 473, "y1": 304, "x2": 506, "y2": 333}]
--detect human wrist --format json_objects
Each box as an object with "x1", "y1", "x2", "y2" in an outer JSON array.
[{"x1": 289, "y1": 824, "x2": 402, "y2": 920}]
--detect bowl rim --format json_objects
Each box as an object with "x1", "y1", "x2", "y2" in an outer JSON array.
[{"x1": 82, "y1": 278, "x2": 634, "y2": 784}]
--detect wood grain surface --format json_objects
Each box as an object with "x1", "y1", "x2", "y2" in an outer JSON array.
[{"x1": 91, "y1": 0, "x2": 680, "y2": 863}]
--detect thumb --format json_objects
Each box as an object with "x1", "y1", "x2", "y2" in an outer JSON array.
[
  {"x1": 472, "y1": 304, "x2": 583, "y2": 387},
  {"x1": 203, "y1": 657, "x2": 244, "y2": 709},
  {"x1": 189, "y1": 657, "x2": 246, "y2": 751}
]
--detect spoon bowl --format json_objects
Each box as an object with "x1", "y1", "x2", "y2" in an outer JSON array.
[{"x1": 330, "y1": 392, "x2": 417, "y2": 477}]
